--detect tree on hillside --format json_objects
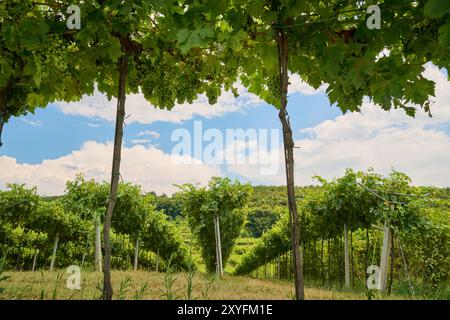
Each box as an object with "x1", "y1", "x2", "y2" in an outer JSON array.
[
  {"x1": 246, "y1": 206, "x2": 284, "y2": 238},
  {"x1": 155, "y1": 194, "x2": 183, "y2": 220}
]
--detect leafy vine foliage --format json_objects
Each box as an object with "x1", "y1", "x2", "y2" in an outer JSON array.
[
  {"x1": 235, "y1": 169, "x2": 449, "y2": 290},
  {"x1": 0, "y1": 177, "x2": 190, "y2": 272},
  {"x1": 178, "y1": 177, "x2": 253, "y2": 273},
  {"x1": 0, "y1": 0, "x2": 449, "y2": 299},
  {"x1": 176, "y1": 0, "x2": 449, "y2": 299}
]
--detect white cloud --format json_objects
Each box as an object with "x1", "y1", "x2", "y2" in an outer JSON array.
[
  {"x1": 0, "y1": 141, "x2": 220, "y2": 196},
  {"x1": 137, "y1": 130, "x2": 160, "y2": 139},
  {"x1": 5, "y1": 66, "x2": 448, "y2": 195},
  {"x1": 227, "y1": 65, "x2": 450, "y2": 187},
  {"x1": 22, "y1": 119, "x2": 43, "y2": 127},
  {"x1": 54, "y1": 79, "x2": 324, "y2": 125},
  {"x1": 87, "y1": 123, "x2": 101, "y2": 128},
  {"x1": 55, "y1": 85, "x2": 261, "y2": 125},
  {"x1": 288, "y1": 73, "x2": 327, "y2": 95},
  {"x1": 130, "y1": 139, "x2": 152, "y2": 145}
]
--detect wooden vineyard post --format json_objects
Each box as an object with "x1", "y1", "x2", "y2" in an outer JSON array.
[{"x1": 379, "y1": 221, "x2": 392, "y2": 293}]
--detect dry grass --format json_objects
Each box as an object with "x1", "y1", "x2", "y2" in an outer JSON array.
[{"x1": 0, "y1": 270, "x2": 407, "y2": 300}]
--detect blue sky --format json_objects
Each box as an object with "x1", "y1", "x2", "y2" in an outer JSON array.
[
  {"x1": 0, "y1": 66, "x2": 449, "y2": 195},
  {"x1": 1, "y1": 93, "x2": 341, "y2": 164}
]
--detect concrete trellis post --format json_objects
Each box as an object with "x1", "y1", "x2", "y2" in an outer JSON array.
[
  {"x1": 379, "y1": 221, "x2": 392, "y2": 293},
  {"x1": 344, "y1": 223, "x2": 350, "y2": 289},
  {"x1": 214, "y1": 215, "x2": 223, "y2": 277},
  {"x1": 49, "y1": 233, "x2": 59, "y2": 271},
  {"x1": 95, "y1": 217, "x2": 102, "y2": 272}
]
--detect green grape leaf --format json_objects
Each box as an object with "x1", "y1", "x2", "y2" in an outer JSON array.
[{"x1": 424, "y1": 0, "x2": 450, "y2": 18}]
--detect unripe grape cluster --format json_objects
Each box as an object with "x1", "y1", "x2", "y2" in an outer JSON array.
[
  {"x1": 158, "y1": 85, "x2": 177, "y2": 108},
  {"x1": 35, "y1": 34, "x2": 69, "y2": 74},
  {"x1": 205, "y1": 85, "x2": 221, "y2": 104},
  {"x1": 267, "y1": 74, "x2": 281, "y2": 95},
  {"x1": 412, "y1": 20, "x2": 440, "y2": 40},
  {"x1": 175, "y1": 78, "x2": 199, "y2": 104}
]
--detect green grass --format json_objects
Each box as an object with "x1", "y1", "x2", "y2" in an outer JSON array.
[{"x1": 0, "y1": 270, "x2": 415, "y2": 300}]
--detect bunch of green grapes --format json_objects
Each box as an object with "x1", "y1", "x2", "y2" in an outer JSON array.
[
  {"x1": 412, "y1": 19, "x2": 440, "y2": 40},
  {"x1": 35, "y1": 34, "x2": 69, "y2": 74},
  {"x1": 205, "y1": 85, "x2": 221, "y2": 105},
  {"x1": 141, "y1": 75, "x2": 155, "y2": 100},
  {"x1": 127, "y1": 60, "x2": 143, "y2": 91},
  {"x1": 175, "y1": 77, "x2": 199, "y2": 104},
  {"x1": 266, "y1": 74, "x2": 281, "y2": 96},
  {"x1": 150, "y1": 79, "x2": 176, "y2": 109},
  {"x1": 159, "y1": 87, "x2": 177, "y2": 109}
]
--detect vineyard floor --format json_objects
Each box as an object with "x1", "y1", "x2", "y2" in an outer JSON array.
[{"x1": 0, "y1": 270, "x2": 410, "y2": 300}]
